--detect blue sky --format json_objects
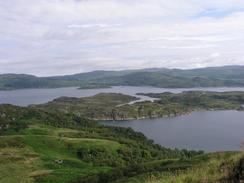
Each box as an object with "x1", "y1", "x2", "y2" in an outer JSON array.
[
  {"x1": 195, "y1": 7, "x2": 244, "y2": 18},
  {"x1": 0, "y1": 0, "x2": 244, "y2": 76}
]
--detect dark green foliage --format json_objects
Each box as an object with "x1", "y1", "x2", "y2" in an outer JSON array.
[
  {"x1": 0, "y1": 136, "x2": 25, "y2": 148},
  {"x1": 143, "y1": 91, "x2": 244, "y2": 111},
  {"x1": 77, "y1": 147, "x2": 121, "y2": 167},
  {"x1": 0, "y1": 104, "x2": 98, "y2": 132}
]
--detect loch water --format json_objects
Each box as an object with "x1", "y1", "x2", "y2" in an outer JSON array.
[
  {"x1": 101, "y1": 110, "x2": 244, "y2": 152},
  {"x1": 2, "y1": 86, "x2": 244, "y2": 106}
]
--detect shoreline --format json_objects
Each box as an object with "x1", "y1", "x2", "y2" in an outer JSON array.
[{"x1": 95, "y1": 108, "x2": 244, "y2": 122}]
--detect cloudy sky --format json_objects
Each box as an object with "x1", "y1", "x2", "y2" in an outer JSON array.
[{"x1": 1, "y1": 0, "x2": 244, "y2": 76}]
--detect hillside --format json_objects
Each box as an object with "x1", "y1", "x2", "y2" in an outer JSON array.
[
  {"x1": 1, "y1": 65, "x2": 244, "y2": 90},
  {"x1": 0, "y1": 104, "x2": 243, "y2": 183},
  {"x1": 116, "y1": 152, "x2": 244, "y2": 183},
  {"x1": 0, "y1": 104, "x2": 205, "y2": 183},
  {"x1": 0, "y1": 105, "x2": 244, "y2": 183}
]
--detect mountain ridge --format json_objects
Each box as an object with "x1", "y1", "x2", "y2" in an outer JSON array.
[{"x1": 1, "y1": 65, "x2": 244, "y2": 90}]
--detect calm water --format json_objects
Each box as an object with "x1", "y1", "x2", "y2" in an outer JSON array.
[
  {"x1": 2, "y1": 86, "x2": 244, "y2": 106},
  {"x1": 101, "y1": 111, "x2": 244, "y2": 152}
]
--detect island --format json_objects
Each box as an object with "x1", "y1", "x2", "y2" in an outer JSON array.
[{"x1": 34, "y1": 91, "x2": 244, "y2": 121}]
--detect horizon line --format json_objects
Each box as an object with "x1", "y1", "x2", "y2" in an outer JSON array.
[{"x1": 0, "y1": 64, "x2": 243, "y2": 78}]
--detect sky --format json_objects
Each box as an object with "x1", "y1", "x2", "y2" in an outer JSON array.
[{"x1": 1, "y1": 0, "x2": 244, "y2": 76}]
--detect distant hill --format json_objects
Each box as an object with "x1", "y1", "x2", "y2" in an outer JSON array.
[{"x1": 1, "y1": 65, "x2": 244, "y2": 90}]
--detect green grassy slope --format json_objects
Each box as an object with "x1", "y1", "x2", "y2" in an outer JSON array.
[
  {"x1": 1, "y1": 104, "x2": 204, "y2": 183},
  {"x1": 0, "y1": 131, "x2": 111, "y2": 183},
  {"x1": 115, "y1": 152, "x2": 244, "y2": 183}
]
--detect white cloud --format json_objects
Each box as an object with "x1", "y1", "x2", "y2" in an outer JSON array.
[
  {"x1": 67, "y1": 23, "x2": 122, "y2": 29},
  {"x1": 0, "y1": 0, "x2": 244, "y2": 76}
]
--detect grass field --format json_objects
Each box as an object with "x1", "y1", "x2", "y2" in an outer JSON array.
[{"x1": 0, "y1": 125, "x2": 116, "y2": 183}]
